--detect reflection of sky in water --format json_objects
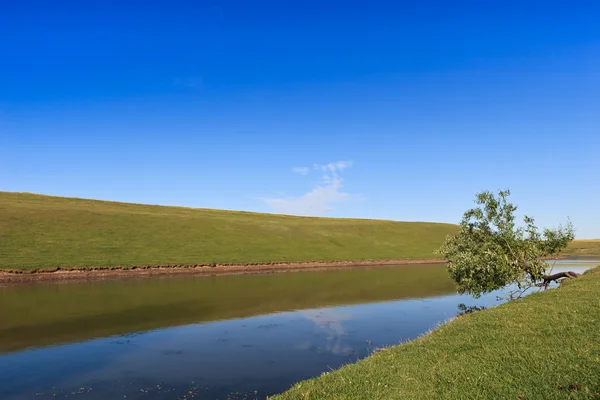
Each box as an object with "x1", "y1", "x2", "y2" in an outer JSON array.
[
  {"x1": 298, "y1": 309, "x2": 353, "y2": 356},
  {"x1": 0, "y1": 260, "x2": 596, "y2": 400}
]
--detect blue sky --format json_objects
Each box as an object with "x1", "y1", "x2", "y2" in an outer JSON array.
[{"x1": 1, "y1": 1, "x2": 599, "y2": 238}]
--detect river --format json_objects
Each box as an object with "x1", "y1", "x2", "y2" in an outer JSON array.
[{"x1": 0, "y1": 259, "x2": 596, "y2": 399}]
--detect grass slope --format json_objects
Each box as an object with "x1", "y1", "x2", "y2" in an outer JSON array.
[
  {"x1": 274, "y1": 266, "x2": 600, "y2": 400},
  {"x1": 564, "y1": 240, "x2": 600, "y2": 257},
  {"x1": 0, "y1": 192, "x2": 458, "y2": 271}
]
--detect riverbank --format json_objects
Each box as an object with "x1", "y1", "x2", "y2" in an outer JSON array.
[
  {"x1": 0, "y1": 258, "x2": 445, "y2": 285},
  {"x1": 273, "y1": 266, "x2": 600, "y2": 399},
  {"x1": 563, "y1": 239, "x2": 600, "y2": 257}
]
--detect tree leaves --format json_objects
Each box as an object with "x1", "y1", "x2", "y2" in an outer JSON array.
[{"x1": 437, "y1": 190, "x2": 574, "y2": 298}]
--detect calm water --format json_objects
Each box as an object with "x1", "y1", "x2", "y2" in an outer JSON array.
[{"x1": 0, "y1": 260, "x2": 596, "y2": 399}]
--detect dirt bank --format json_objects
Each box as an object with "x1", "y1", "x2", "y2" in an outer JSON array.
[{"x1": 0, "y1": 258, "x2": 445, "y2": 286}]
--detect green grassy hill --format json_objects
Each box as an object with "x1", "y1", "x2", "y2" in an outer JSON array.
[
  {"x1": 563, "y1": 239, "x2": 600, "y2": 257},
  {"x1": 0, "y1": 192, "x2": 458, "y2": 271}
]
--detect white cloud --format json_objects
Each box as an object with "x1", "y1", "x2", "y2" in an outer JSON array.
[
  {"x1": 314, "y1": 161, "x2": 353, "y2": 173},
  {"x1": 292, "y1": 166, "x2": 309, "y2": 175},
  {"x1": 262, "y1": 161, "x2": 354, "y2": 216}
]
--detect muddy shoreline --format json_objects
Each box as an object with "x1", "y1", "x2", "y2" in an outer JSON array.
[{"x1": 0, "y1": 258, "x2": 445, "y2": 286}]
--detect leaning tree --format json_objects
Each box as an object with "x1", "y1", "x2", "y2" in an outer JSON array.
[{"x1": 437, "y1": 190, "x2": 576, "y2": 299}]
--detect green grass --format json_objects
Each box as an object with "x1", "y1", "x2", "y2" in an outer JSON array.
[
  {"x1": 0, "y1": 191, "x2": 458, "y2": 271},
  {"x1": 565, "y1": 240, "x2": 600, "y2": 256},
  {"x1": 274, "y1": 266, "x2": 600, "y2": 400}
]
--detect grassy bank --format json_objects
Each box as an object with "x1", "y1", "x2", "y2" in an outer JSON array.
[
  {"x1": 0, "y1": 192, "x2": 457, "y2": 271},
  {"x1": 274, "y1": 266, "x2": 600, "y2": 399},
  {"x1": 564, "y1": 240, "x2": 600, "y2": 257}
]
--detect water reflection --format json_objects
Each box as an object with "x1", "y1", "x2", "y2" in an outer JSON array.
[
  {"x1": 0, "y1": 260, "x2": 596, "y2": 400},
  {"x1": 0, "y1": 263, "x2": 455, "y2": 353},
  {"x1": 299, "y1": 308, "x2": 354, "y2": 357}
]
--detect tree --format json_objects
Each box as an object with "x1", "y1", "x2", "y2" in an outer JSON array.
[{"x1": 436, "y1": 190, "x2": 575, "y2": 299}]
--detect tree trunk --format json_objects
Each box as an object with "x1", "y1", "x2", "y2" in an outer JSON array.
[{"x1": 541, "y1": 271, "x2": 580, "y2": 289}]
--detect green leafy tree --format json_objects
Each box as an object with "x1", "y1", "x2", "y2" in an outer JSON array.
[{"x1": 437, "y1": 190, "x2": 574, "y2": 298}]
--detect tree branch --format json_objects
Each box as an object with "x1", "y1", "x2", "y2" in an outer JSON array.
[{"x1": 540, "y1": 271, "x2": 580, "y2": 290}]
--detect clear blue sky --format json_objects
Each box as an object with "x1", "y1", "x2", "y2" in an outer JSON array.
[{"x1": 1, "y1": 1, "x2": 599, "y2": 238}]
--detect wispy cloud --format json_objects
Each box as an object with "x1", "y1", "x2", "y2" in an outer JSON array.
[
  {"x1": 314, "y1": 161, "x2": 353, "y2": 173},
  {"x1": 292, "y1": 166, "x2": 309, "y2": 175},
  {"x1": 262, "y1": 161, "x2": 354, "y2": 216}
]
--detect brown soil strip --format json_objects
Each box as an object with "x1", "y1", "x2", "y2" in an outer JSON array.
[{"x1": 0, "y1": 258, "x2": 445, "y2": 286}]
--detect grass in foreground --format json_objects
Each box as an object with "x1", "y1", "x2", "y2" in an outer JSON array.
[
  {"x1": 274, "y1": 266, "x2": 600, "y2": 399},
  {"x1": 0, "y1": 192, "x2": 458, "y2": 271}
]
